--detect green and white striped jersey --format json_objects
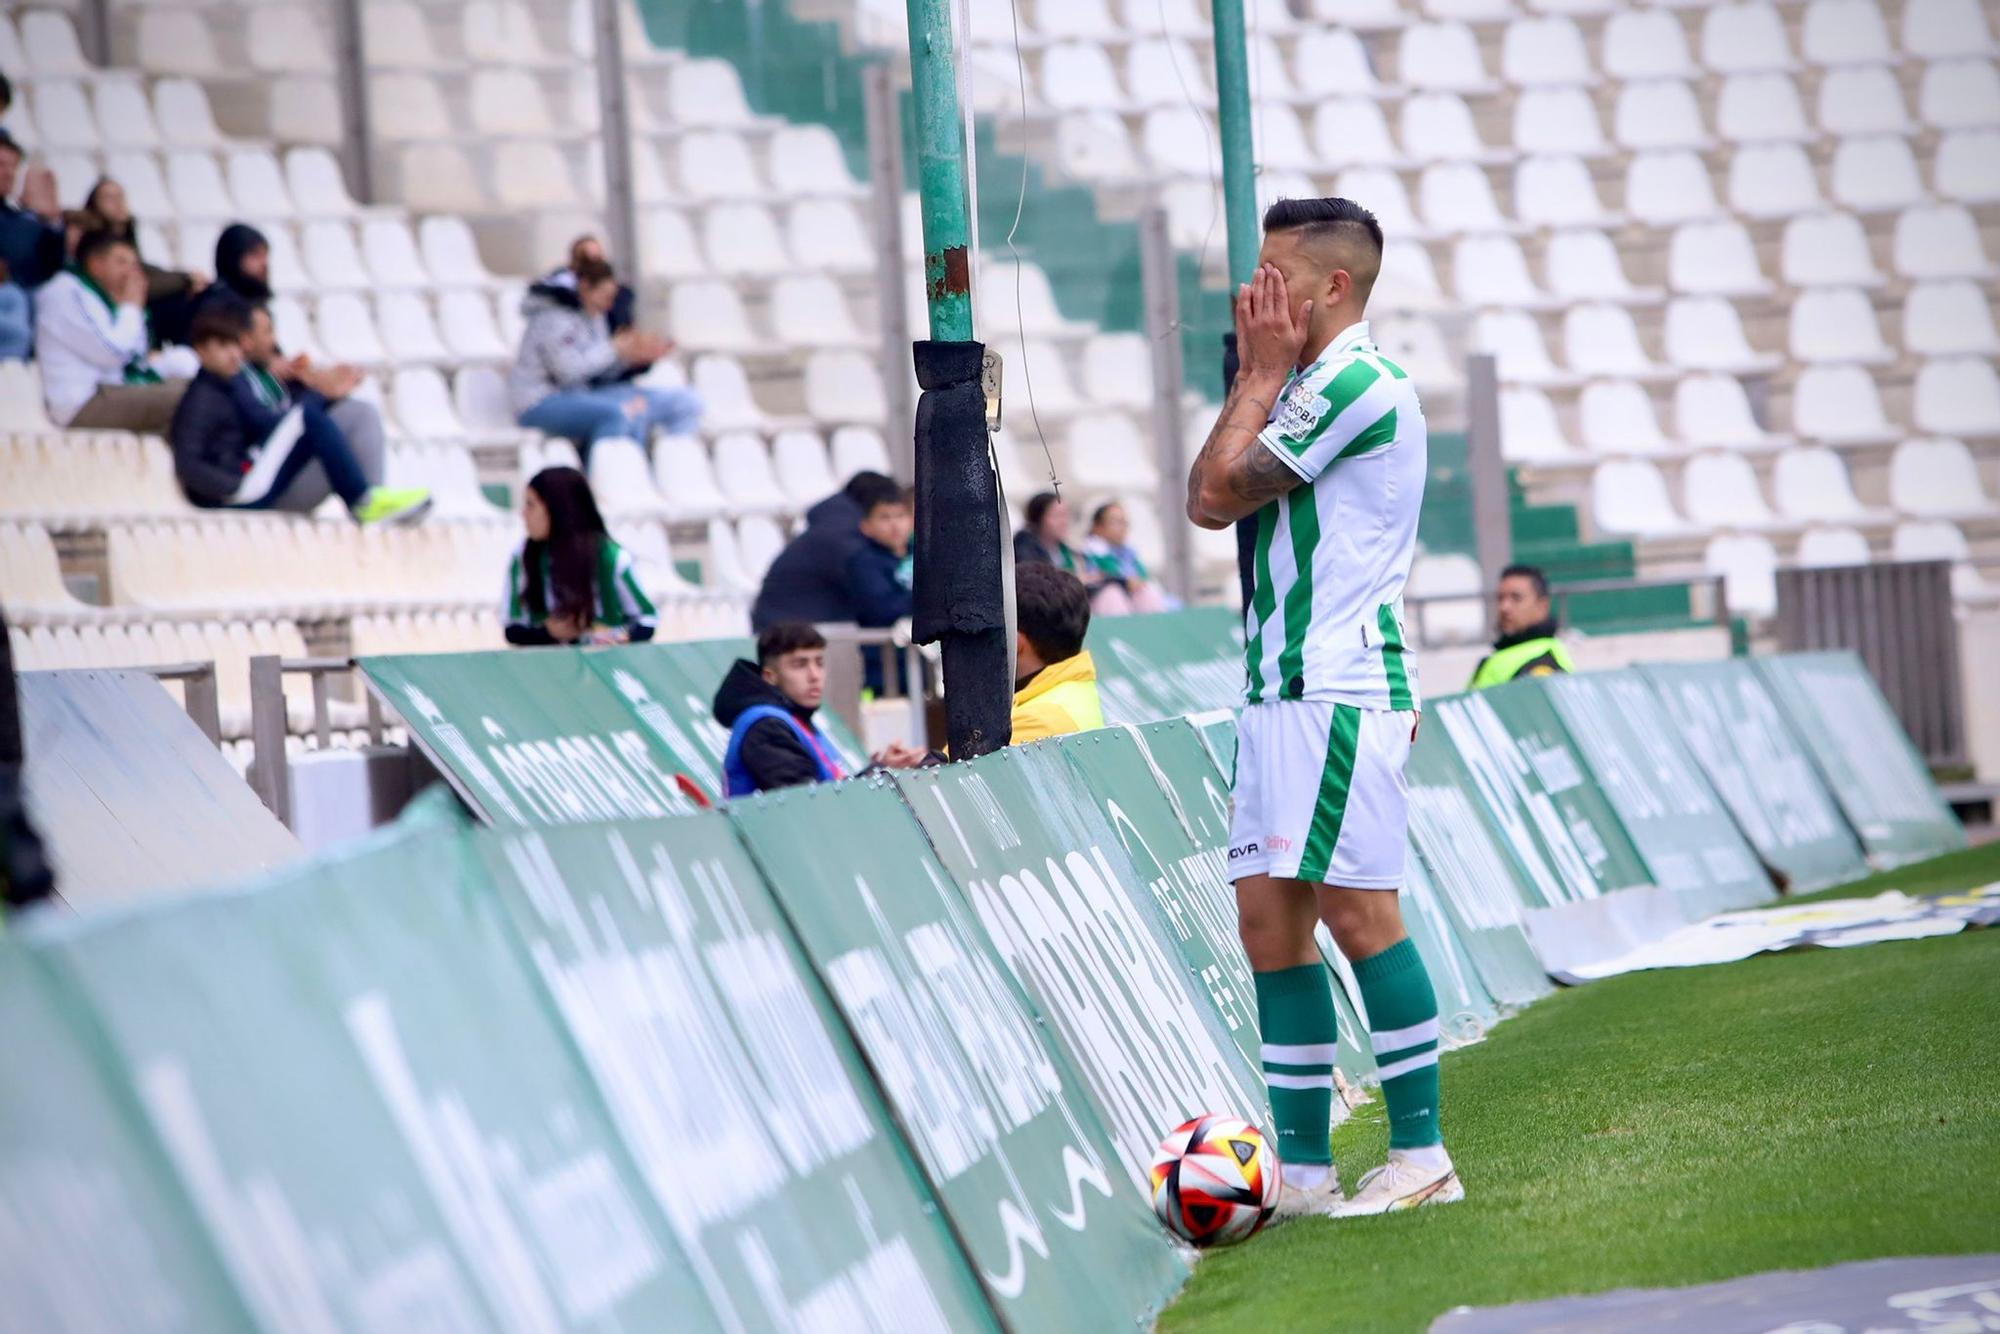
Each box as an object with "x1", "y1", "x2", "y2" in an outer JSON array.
[{"x1": 1242, "y1": 320, "x2": 1426, "y2": 711}]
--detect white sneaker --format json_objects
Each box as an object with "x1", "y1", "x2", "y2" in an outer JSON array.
[
  {"x1": 1329, "y1": 1152, "x2": 1463, "y2": 1218},
  {"x1": 1271, "y1": 1167, "x2": 1343, "y2": 1222}
]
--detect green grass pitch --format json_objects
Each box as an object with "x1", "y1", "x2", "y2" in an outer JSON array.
[{"x1": 1161, "y1": 841, "x2": 2000, "y2": 1332}]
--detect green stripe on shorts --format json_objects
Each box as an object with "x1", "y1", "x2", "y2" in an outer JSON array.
[{"x1": 1297, "y1": 704, "x2": 1363, "y2": 885}]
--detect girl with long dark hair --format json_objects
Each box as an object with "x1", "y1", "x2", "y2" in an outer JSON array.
[{"x1": 502, "y1": 466, "x2": 657, "y2": 645}]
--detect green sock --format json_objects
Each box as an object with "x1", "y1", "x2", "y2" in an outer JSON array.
[
  {"x1": 1254, "y1": 964, "x2": 1338, "y2": 1167},
  {"x1": 1352, "y1": 937, "x2": 1443, "y2": 1151}
]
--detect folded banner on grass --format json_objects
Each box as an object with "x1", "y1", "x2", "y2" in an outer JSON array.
[
  {"x1": 0, "y1": 942, "x2": 254, "y2": 1331},
  {"x1": 1639, "y1": 659, "x2": 1869, "y2": 893},
  {"x1": 729, "y1": 781, "x2": 1187, "y2": 1330},
  {"x1": 36, "y1": 824, "x2": 721, "y2": 1330},
  {"x1": 896, "y1": 745, "x2": 1274, "y2": 1189},
  {"x1": 1088, "y1": 606, "x2": 1246, "y2": 724},
  {"x1": 1753, "y1": 652, "x2": 1967, "y2": 868},
  {"x1": 475, "y1": 814, "x2": 997, "y2": 1332},
  {"x1": 1543, "y1": 671, "x2": 1773, "y2": 919}
]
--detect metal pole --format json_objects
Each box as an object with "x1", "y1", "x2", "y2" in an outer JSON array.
[
  {"x1": 1465, "y1": 352, "x2": 1510, "y2": 635},
  {"x1": 78, "y1": 0, "x2": 109, "y2": 65},
  {"x1": 1139, "y1": 205, "x2": 1192, "y2": 603},
  {"x1": 905, "y1": 0, "x2": 973, "y2": 340},
  {"x1": 1212, "y1": 0, "x2": 1260, "y2": 609},
  {"x1": 1211, "y1": 0, "x2": 1260, "y2": 289},
  {"x1": 590, "y1": 0, "x2": 641, "y2": 276},
  {"x1": 904, "y1": 0, "x2": 1008, "y2": 759},
  {"x1": 330, "y1": 0, "x2": 375, "y2": 203},
  {"x1": 181, "y1": 664, "x2": 221, "y2": 748},
  {"x1": 248, "y1": 655, "x2": 293, "y2": 826},
  {"x1": 864, "y1": 63, "x2": 917, "y2": 481}
]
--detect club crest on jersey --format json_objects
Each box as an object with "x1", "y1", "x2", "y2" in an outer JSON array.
[{"x1": 1275, "y1": 384, "x2": 1327, "y2": 442}]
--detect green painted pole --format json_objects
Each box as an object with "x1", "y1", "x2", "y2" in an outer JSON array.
[
  {"x1": 1211, "y1": 0, "x2": 1260, "y2": 287},
  {"x1": 905, "y1": 0, "x2": 974, "y2": 340}
]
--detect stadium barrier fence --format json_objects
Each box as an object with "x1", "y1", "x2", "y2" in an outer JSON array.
[{"x1": 1, "y1": 615, "x2": 1965, "y2": 1327}]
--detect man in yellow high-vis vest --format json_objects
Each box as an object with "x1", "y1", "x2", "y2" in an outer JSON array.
[
  {"x1": 1010, "y1": 561, "x2": 1105, "y2": 744},
  {"x1": 1469, "y1": 564, "x2": 1576, "y2": 690}
]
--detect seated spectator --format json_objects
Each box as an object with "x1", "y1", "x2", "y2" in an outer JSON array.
[
  {"x1": 1014, "y1": 491, "x2": 1116, "y2": 607},
  {"x1": 540, "y1": 234, "x2": 635, "y2": 334},
  {"x1": 240, "y1": 302, "x2": 387, "y2": 511},
  {"x1": 0, "y1": 259, "x2": 29, "y2": 361},
  {"x1": 84, "y1": 178, "x2": 208, "y2": 348},
  {"x1": 34, "y1": 229, "x2": 187, "y2": 433},
  {"x1": 752, "y1": 470, "x2": 899, "y2": 630},
  {"x1": 210, "y1": 222, "x2": 274, "y2": 310},
  {"x1": 508, "y1": 256, "x2": 700, "y2": 453},
  {"x1": 1084, "y1": 501, "x2": 1174, "y2": 615},
  {"x1": 848, "y1": 482, "x2": 914, "y2": 695},
  {"x1": 714, "y1": 623, "x2": 852, "y2": 797},
  {"x1": 1011, "y1": 561, "x2": 1104, "y2": 744},
  {"x1": 170, "y1": 303, "x2": 429, "y2": 522},
  {"x1": 0, "y1": 130, "x2": 63, "y2": 292},
  {"x1": 503, "y1": 465, "x2": 656, "y2": 646}
]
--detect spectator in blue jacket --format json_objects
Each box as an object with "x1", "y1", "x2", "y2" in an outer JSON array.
[
  {"x1": 752, "y1": 471, "x2": 897, "y2": 630},
  {"x1": 0, "y1": 131, "x2": 63, "y2": 293},
  {"x1": 714, "y1": 623, "x2": 852, "y2": 797},
  {"x1": 168, "y1": 303, "x2": 430, "y2": 523},
  {"x1": 0, "y1": 259, "x2": 30, "y2": 361},
  {"x1": 846, "y1": 484, "x2": 913, "y2": 695}
]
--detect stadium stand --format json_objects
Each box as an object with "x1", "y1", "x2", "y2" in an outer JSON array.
[{"x1": 0, "y1": 0, "x2": 1995, "y2": 772}]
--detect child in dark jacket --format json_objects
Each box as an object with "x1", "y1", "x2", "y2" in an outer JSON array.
[
  {"x1": 844, "y1": 487, "x2": 913, "y2": 695},
  {"x1": 169, "y1": 303, "x2": 429, "y2": 522}
]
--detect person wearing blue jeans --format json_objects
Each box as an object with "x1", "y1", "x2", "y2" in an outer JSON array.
[{"x1": 509, "y1": 254, "x2": 702, "y2": 455}]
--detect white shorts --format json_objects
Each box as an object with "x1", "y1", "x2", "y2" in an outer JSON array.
[{"x1": 1227, "y1": 700, "x2": 1416, "y2": 889}]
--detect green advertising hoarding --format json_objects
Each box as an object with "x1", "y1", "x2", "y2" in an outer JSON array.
[
  {"x1": 730, "y1": 782, "x2": 1186, "y2": 1330},
  {"x1": 1425, "y1": 686, "x2": 1685, "y2": 976},
  {"x1": 0, "y1": 943, "x2": 255, "y2": 1332},
  {"x1": 37, "y1": 826, "x2": 720, "y2": 1331},
  {"x1": 896, "y1": 744, "x2": 1273, "y2": 1185},
  {"x1": 1087, "y1": 606, "x2": 1246, "y2": 723},
  {"x1": 1544, "y1": 671, "x2": 1774, "y2": 919},
  {"x1": 1754, "y1": 652, "x2": 1967, "y2": 868},
  {"x1": 364, "y1": 650, "x2": 703, "y2": 825},
  {"x1": 1054, "y1": 721, "x2": 1379, "y2": 1086},
  {"x1": 475, "y1": 816, "x2": 997, "y2": 1332},
  {"x1": 1640, "y1": 660, "x2": 1869, "y2": 892}
]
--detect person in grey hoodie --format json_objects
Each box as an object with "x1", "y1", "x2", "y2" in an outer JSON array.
[{"x1": 508, "y1": 255, "x2": 701, "y2": 455}]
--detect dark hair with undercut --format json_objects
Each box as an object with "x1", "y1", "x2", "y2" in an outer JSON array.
[
  {"x1": 1500, "y1": 563, "x2": 1551, "y2": 598},
  {"x1": 1015, "y1": 560, "x2": 1091, "y2": 664},
  {"x1": 758, "y1": 621, "x2": 827, "y2": 666},
  {"x1": 189, "y1": 301, "x2": 250, "y2": 348},
  {"x1": 572, "y1": 255, "x2": 616, "y2": 289},
  {"x1": 73, "y1": 228, "x2": 136, "y2": 270},
  {"x1": 1262, "y1": 196, "x2": 1384, "y2": 254}
]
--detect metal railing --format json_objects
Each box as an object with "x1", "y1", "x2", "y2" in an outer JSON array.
[{"x1": 141, "y1": 660, "x2": 222, "y2": 746}]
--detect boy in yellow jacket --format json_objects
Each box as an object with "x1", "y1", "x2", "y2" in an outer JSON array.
[{"x1": 1011, "y1": 561, "x2": 1105, "y2": 743}]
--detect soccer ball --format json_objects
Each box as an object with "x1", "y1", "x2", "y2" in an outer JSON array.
[{"x1": 1150, "y1": 1114, "x2": 1281, "y2": 1247}]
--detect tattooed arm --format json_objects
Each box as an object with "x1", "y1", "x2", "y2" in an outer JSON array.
[{"x1": 1186, "y1": 264, "x2": 1312, "y2": 529}]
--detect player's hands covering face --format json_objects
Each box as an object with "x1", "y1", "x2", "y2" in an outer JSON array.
[{"x1": 1235, "y1": 263, "x2": 1311, "y2": 380}]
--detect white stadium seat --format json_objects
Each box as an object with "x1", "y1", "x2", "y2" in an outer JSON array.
[
  {"x1": 1513, "y1": 155, "x2": 1611, "y2": 227},
  {"x1": 1334, "y1": 167, "x2": 1422, "y2": 235},
  {"x1": 92, "y1": 81, "x2": 159, "y2": 150},
  {"x1": 1593, "y1": 459, "x2": 1691, "y2": 536},
  {"x1": 226, "y1": 150, "x2": 298, "y2": 220},
  {"x1": 1676, "y1": 374, "x2": 1780, "y2": 450},
  {"x1": 1684, "y1": 452, "x2": 1785, "y2": 530},
  {"x1": 1565, "y1": 304, "x2": 1665, "y2": 379},
  {"x1": 1377, "y1": 241, "x2": 1449, "y2": 311},
  {"x1": 1516, "y1": 88, "x2": 1607, "y2": 157},
  {"x1": 1914, "y1": 357, "x2": 2000, "y2": 436},
  {"x1": 302, "y1": 221, "x2": 369, "y2": 290},
  {"x1": 1902, "y1": 281, "x2": 2000, "y2": 357},
  {"x1": 414, "y1": 218, "x2": 491, "y2": 290},
  {"x1": 589, "y1": 438, "x2": 671, "y2": 519},
  {"x1": 1615, "y1": 80, "x2": 1708, "y2": 152},
  {"x1": 379, "y1": 292, "x2": 450, "y2": 363},
  {"x1": 653, "y1": 435, "x2": 729, "y2": 521},
  {"x1": 831, "y1": 426, "x2": 893, "y2": 480},
  {"x1": 1063, "y1": 414, "x2": 1159, "y2": 490},
  {"x1": 139, "y1": 11, "x2": 223, "y2": 77},
  {"x1": 21, "y1": 11, "x2": 89, "y2": 75},
  {"x1": 1781, "y1": 212, "x2": 1883, "y2": 287},
  {"x1": 1796, "y1": 526, "x2": 1871, "y2": 568},
  {"x1": 469, "y1": 70, "x2": 559, "y2": 138},
  {"x1": 1312, "y1": 100, "x2": 1403, "y2": 167},
  {"x1": 1602, "y1": 10, "x2": 1696, "y2": 80},
  {"x1": 771, "y1": 276, "x2": 863, "y2": 349},
  {"x1": 1773, "y1": 448, "x2": 1885, "y2": 524},
  {"x1": 807, "y1": 352, "x2": 887, "y2": 426},
  {"x1": 1579, "y1": 379, "x2": 1672, "y2": 455},
  {"x1": 1729, "y1": 143, "x2": 1823, "y2": 218},
  {"x1": 371, "y1": 76, "x2": 453, "y2": 141},
  {"x1": 1475, "y1": 310, "x2": 1570, "y2": 385},
  {"x1": 1902, "y1": 0, "x2": 1995, "y2": 56},
  {"x1": 1792, "y1": 365, "x2": 1898, "y2": 443},
  {"x1": 1890, "y1": 437, "x2": 1997, "y2": 517},
  {"x1": 1626, "y1": 151, "x2": 1721, "y2": 225},
  {"x1": 1500, "y1": 386, "x2": 1583, "y2": 461},
  {"x1": 288, "y1": 148, "x2": 359, "y2": 216},
  {"x1": 788, "y1": 200, "x2": 872, "y2": 274},
  {"x1": 167, "y1": 151, "x2": 238, "y2": 221},
  {"x1": 1420, "y1": 162, "x2": 1511, "y2": 233},
  {"x1": 1701, "y1": 2, "x2": 1796, "y2": 73},
  {"x1": 1919, "y1": 61, "x2": 2000, "y2": 131},
  {"x1": 702, "y1": 203, "x2": 791, "y2": 278},
  {"x1": 667, "y1": 59, "x2": 759, "y2": 127},
  {"x1": 392, "y1": 368, "x2": 467, "y2": 442},
  {"x1": 1547, "y1": 228, "x2": 1660, "y2": 303},
  {"x1": 1801, "y1": 0, "x2": 1896, "y2": 65},
  {"x1": 1789, "y1": 287, "x2": 1892, "y2": 364},
  {"x1": 1666, "y1": 298, "x2": 1777, "y2": 373},
  {"x1": 1042, "y1": 43, "x2": 1129, "y2": 111},
  {"x1": 1397, "y1": 23, "x2": 1494, "y2": 93},
  {"x1": 1817, "y1": 67, "x2": 1909, "y2": 137},
  {"x1": 1669, "y1": 220, "x2": 1771, "y2": 296},
  {"x1": 154, "y1": 80, "x2": 225, "y2": 148},
  {"x1": 1716, "y1": 74, "x2": 1811, "y2": 143},
  {"x1": 1831, "y1": 138, "x2": 1928, "y2": 213},
  {"x1": 1082, "y1": 334, "x2": 1154, "y2": 410},
  {"x1": 1501, "y1": 17, "x2": 1595, "y2": 86},
  {"x1": 1454, "y1": 235, "x2": 1552, "y2": 309},
  {"x1": 1401, "y1": 94, "x2": 1491, "y2": 163},
  {"x1": 712, "y1": 433, "x2": 791, "y2": 517},
  {"x1": 316, "y1": 293, "x2": 388, "y2": 365},
  {"x1": 1895, "y1": 521, "x2": 1996, "y2": 602},
  {"x1": 1293, "y1": 29, "x2": 1382, "y2": 100},
  {"x1": 1127, "y1": 40, "x2": 1210, "y2": 110},
  {"x1": 676, "y1": 131, "x2": 761, "y2": 201},
  {"x1": 1705, "y1": 534, "x2": 1778, "y2": 618},
  {"x1": 771, "y1": 430, "x2": 838, "y2": 507},
  {"x1": 1936, "y1": 130, "x2": 2000, "y2": 203},
  {"x1": 454, "y1": 366, "x2": 520, "y2": 438}
]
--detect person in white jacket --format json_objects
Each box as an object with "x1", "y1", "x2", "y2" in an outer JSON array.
[{"x1": 33, "y1": 229, "x2": 186, "y2": 433}]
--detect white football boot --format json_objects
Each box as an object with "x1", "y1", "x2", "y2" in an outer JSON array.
[
  {"x1": 1271, "y1": 1165, "x2": 1344, "y2": 1221},
  {"x1": 1329, "y1": 1151, "x2": 1463, "y2": 1218}
]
